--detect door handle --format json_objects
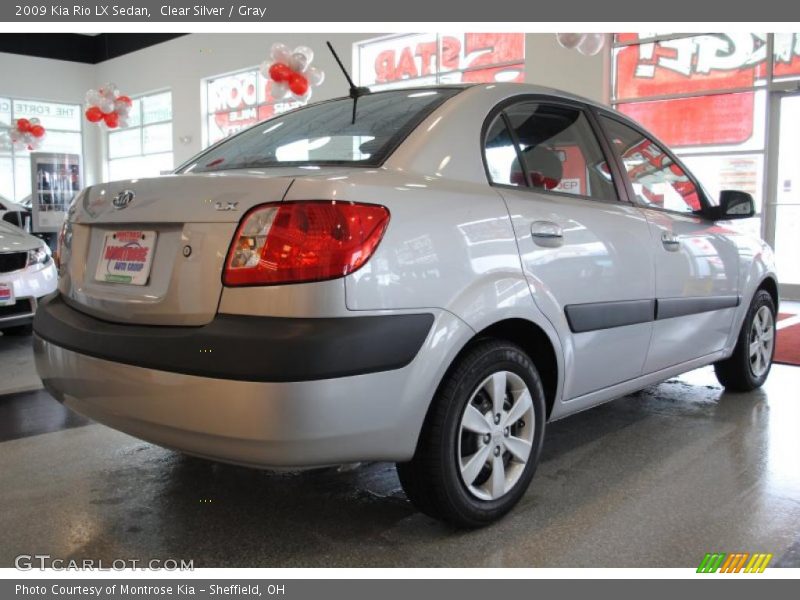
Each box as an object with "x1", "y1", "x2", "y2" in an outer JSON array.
[
  {"x1": 531, "y1": 221, "x2": 563, "y2": 247},
  {"x1": 661, "y1": 230, "x2": 680, "y2": 251}
]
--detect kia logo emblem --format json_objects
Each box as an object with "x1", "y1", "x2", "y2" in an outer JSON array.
[{"x1": 112, "y1": 190, "x2": 135, "y2": 210}]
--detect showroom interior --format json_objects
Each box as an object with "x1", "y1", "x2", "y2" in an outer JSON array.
[{"x1": 1, "y1": 32, "x2": 800, "y2": 566}]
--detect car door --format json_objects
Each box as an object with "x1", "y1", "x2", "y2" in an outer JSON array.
[
  {"x1": 484, "y1": 99, "x2": 655, "y2": 401},
  {"x1": 597, "y1": 114, "x2": 740, "y2": 373}
]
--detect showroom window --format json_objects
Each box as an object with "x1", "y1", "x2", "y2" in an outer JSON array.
[
  {"x1": 204, "y1": 68, "x2": 305, "y2": 146},
  {"x1": 611, "y1": 33, "x2": 800, "y2": 231},
  {"x1": 0, "y1": 97, "x2": 82, "y2": 203},
  {"x1": 354, "y1": 33, "x2": 525, "y2": 90},
  {"x1": 107, "y1": 91, "x2": 173, "y2": 181}
]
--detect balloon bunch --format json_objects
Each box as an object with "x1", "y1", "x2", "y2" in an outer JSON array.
[
  {"x1": 555, "y1": 33, "x2": 607, "y2": 56},
  {"x1": 84, "y1": 83, "x2": 133, "y2": 129},
  {"x1": 260, "y1": 43, "x2": 325, "y2": 101},
  {"x1": 0, "y1": 118, "x2": 47, "y2": 151}
]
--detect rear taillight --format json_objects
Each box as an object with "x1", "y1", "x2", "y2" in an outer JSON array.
[{"x1": 223, "y1": 201, "x2": 390, "y2": 286}]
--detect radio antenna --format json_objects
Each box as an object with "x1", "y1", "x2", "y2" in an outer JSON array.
[{"x1": 326, "y1": 41, "x2": 370, "y2": 124}]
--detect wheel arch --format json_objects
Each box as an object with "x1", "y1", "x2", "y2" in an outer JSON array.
[
  {"x1": 432, "y1": 317, "x2": 561, "y2": 421},
  {"x1": 757, "y1": 275, "x2": 779, "y2": 313}
]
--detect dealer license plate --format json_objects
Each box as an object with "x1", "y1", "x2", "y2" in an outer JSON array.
[
  {"x1": 94, "y1": 230, "x2": 157, "y2": 286},
  {"x1": 0, "y1": 282, "x2": 14, "y2": 306}
]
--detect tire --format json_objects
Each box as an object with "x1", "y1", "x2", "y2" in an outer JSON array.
[
  {"x1": 714, "y1": 289, "x2": 776, "y2": 392},
  {"x1": 1, "y1": 323, "x2": 33, "y2": 336},
  {"x1": 397, "y1": 339, "x2": 546, "y2": 528}
]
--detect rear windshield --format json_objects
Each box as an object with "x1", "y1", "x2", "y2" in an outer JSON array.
[{"x1": 180, "y1": 88, "x2": 461, "y2": 173}]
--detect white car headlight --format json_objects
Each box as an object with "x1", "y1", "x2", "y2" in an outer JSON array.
[{"x1": 27, "y1": 244, "x2": 52, "y2": 267}]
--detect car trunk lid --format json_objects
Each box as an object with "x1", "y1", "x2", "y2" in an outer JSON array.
[{"x1": 61, "y1": 171, "x2": 300, "y2": 326}]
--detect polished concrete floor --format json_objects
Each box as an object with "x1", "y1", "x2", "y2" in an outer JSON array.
[{"x1": 1, "y1": 330, "x2": 799, "y2": 568}]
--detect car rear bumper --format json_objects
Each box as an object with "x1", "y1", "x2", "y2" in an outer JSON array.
[
  {"x1": 32, "y1": 294, "x2": 449, "y2": 468},
  {"x1": 34, "y1": 293, "x2": 433, "y2": 381}
]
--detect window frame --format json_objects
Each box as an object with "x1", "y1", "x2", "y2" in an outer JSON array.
[
  {"x1": 594, "y1": 108, "x2": 715, "y2": 218},
  {"x1": 106, "y1": 89, "x2": 173, "y2": 180},
  {"x1": 0, "y1": 96, "x2": 83, "y2": 203},
  {"x1": 480, "y1": 95, "x2": 630, "y2": 206}
]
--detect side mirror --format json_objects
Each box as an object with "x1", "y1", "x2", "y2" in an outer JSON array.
[{"x1": 709, "y1": 190, "x2": 755, "y2": 220}]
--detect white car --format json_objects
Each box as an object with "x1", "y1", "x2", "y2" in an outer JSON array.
[
  {"x1": 0, "y1": 194, "x2": 31, "y2": 231},
  {"x1": 0, "y1": 220, "x2": 57, "y2": 334},
  {"x1": 33, "y1": 84, "x2": 778, "y2": 526}
]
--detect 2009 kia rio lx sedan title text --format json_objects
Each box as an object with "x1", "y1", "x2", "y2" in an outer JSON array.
[{"x1": 34, "y1": 83, "x2": 778, "y2": 527}]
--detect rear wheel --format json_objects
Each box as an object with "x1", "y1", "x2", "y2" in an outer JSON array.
[
  {"x1": 714, "y1": 290, "x2": 776, "y2": 391},
  {"x1": 397, "y1": 339, "x2": 546, "y2": 528}
]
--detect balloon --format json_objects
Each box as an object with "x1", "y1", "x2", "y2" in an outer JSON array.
[
  {"x1": 259, "y1": 59, "x2": 271, "y2": 78},
  {"x1": 99, "y1": 98, "x2": 115, "y2": 114},
  {"x1": 293, "y1": 46, "x2": 314, "y2": 68},
  {"x1": 556, "y1": 33, "x2": 584, "y2": 50},
  {"x1": 114, "y1": 100, "x2": 131, "y2": 115},
  {"x1": 288, "y1": 73, "x2": 309, "y2": 96},
  {"x1": 289, "y1": 52, "x2": 309, "y2": 73},
  {"x1": 270, "y1": 42, "x2": 292, "y2": 65},
  {"x1": 270, "y1": 81, "x2": 289, "y2": 100},
  {"x1": 116, "y1": 95, "x2": 132, "y2": 107},
  {"x1": 577, "y1": 33, "x2": 606, "y2": 56},
  {"x1": 16, "y1": 118, "x2": 31, "y2": 133},
  {"x1": 86, "y1": 90, "x2": 102, "y2": 106},
  {"x1": 103, "y1": 112, "x2": 119, "y2": 129},
  {"x1": 103, "y1": 83, "x2": 119, "y2": 98},
  {"x1": 85, "y1": 106, "x2": 104, "y2": 123},
  {"x1": 29, "y1": 117, "x2": 40, "y2": 126},
  {"x1": 305, "y1": 66, "x2": 325, "y2": 87},
  {"x1": 269, "y1": 62, "x2": 292, "y2": 83},
  {"x1": 30, "y1": 125, "x2": 45, "y2": 138}
]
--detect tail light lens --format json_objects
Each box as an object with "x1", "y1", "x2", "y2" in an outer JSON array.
[{"x1": 223, "y1": 201, "x2": 390, "y2": 286}]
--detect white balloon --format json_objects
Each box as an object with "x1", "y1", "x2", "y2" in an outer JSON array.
[
  {"x1": 300, "y1": 87, "x2": 312, "y2": 102},
  {"x1": 0, "y1": 130, "x2": 10, "y2": 151},
  {"x1": 29, "y1": 117, "x2": 40, "y2": 126},
  {"x1": 118, "y1": 117, "x2": 130, "y2": 128},
  {"x1": 577, "y1": 33, "x2": 606, "y2": 56},
  {"x1": 270, "y1": 81, "x2": 289, "y2": 100},
  {"x1": 103, "y1": 83, "x2": 119, "y2": 98},
  {"x1": 259, "y1": 59, "x2": 272, "y2": 78},
  {"x1": 270, "y1": 42, "x2": 292, "y2": 65},
  {"x1": 292, "y1": 46, "x2": 314, "y2": 68},
  {"x1": 556, "y1": 33, "x2": 585, "y2": 50},
  {"x1": 288, "y1": 52, "x2": 308, "y2": 73},
  {"x1": 99, "y1": 98, "x2": 115, "y2": 113},
  {"x1": 86, "y1": 90, "x2": 102, "y2": 106},
  {"x1": 306, "y1": 66, "x2": 325, "y2": 87},
  {"x1": 114, "y1": 100, "x2": 130, "y2": 115}
]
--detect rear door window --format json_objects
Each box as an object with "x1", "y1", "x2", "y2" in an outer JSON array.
[{"x1": 484, "y1": 102, "x2": 618, "y2": 202}]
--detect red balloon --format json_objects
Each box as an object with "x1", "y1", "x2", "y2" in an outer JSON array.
[
  {"x1": 116, "y1": 95, "x2": 132, "y2": 107},
  {"x1": 103, "y1": 112, "x2": 120, "y2": 129},
  {"x1": 289, "y1": 73, "x2": 309, "y2": 96},
  {"x1": 269, "y1": 62, "x2": 292, "y2": 83},
  {"x1": 16, "y1": 118, "x2": 31, "y2": 133},
  {"x1": 85, "y1": 106, "x2": 104, "y2": 123},
  {"x1": 30, "y1": 125, "x2": 46, "y2": 138}
]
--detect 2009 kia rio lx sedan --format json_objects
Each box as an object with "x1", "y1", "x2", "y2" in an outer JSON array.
[{"x1": 34, "y1": 83, "x2": 778, "y2": 527}]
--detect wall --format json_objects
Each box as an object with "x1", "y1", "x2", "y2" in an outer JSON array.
[{"x1": 3, "y1": 33, "x2": 608, "y2": 189}]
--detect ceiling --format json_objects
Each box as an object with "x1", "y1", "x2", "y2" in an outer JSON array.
[{"x1": 0, "y1": 34, "x2": 187, "y2": 64}]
